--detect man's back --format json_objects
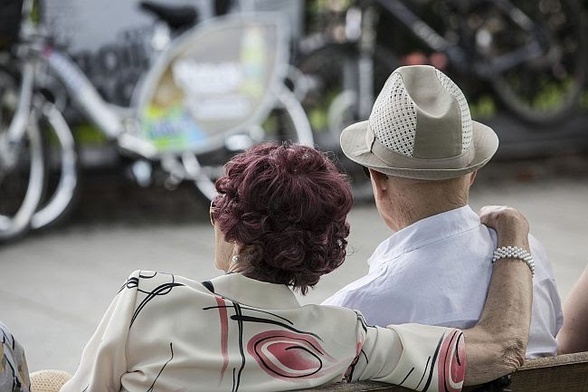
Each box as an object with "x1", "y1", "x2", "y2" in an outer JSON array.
[{"x1": 323, "y1": 206, "x2": 563, "y2": 358}]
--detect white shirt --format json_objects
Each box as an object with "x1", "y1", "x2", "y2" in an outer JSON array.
[
  {"x1": 61, "y1": 270, "x2": 466, "y2": 392},
  {"x1": 323, "y1": 206, "x2": 563, "y2": 358}
]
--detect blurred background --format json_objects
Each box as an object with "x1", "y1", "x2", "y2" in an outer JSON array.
[
  {"x1": 33, "y1": 0, "x2": 588, "y2": 199},
  {"x1": 1, "y1": 0, "x2": 588, "y2": 374},
  {"x1": 44, "y1": 0, "x2": 588, "y2": 152},
  {"x1": 2, "y1": 0, "x2": 588, "y2": 229}
]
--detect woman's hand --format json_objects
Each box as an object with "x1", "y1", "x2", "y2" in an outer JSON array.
[{"x1": 479, "y1": 205, "x2": 530, "y2": 249}]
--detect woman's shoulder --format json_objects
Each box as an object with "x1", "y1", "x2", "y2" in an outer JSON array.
[
  {"x1": 122, "y1": 270, "x2": 210, "y2": 294},
  {"x1": 307, "y1": 303, "x2": 370, "y2": 327}
]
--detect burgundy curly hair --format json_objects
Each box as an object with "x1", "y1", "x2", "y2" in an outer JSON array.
[{"x1": 211, "y1": 142, "x2": 353, "y2": 295}]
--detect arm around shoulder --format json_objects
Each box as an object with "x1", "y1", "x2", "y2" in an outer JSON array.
[{"x1": 461, "y1": 206, "x2": 533, "y2": 385}]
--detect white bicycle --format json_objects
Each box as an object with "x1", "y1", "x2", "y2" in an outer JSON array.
[{"x1": 0, "y1": 0, "x2": 313, "y2": 242}]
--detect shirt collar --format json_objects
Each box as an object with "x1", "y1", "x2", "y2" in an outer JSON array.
[
  {"x1": 209, "y1": 273, "x2": 301, "y2": 309},
  {"x1": 369, "y1": 205, "x2": 480, "y2": 269}
]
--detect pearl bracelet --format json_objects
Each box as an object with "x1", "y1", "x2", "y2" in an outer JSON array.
[{"x1": 492, "y1": 246, "x2": 535, "y2": 278}]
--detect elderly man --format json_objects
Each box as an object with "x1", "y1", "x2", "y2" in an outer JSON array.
[{"x1": 323, "y1": 65, "x2": 562, "y2": 358}]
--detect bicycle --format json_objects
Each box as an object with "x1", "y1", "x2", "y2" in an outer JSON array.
[
  {"x1": 0, "y1": 0, "x2": 313, "y2": 242},
  {"x1": 294, "y1": 0, "x2": 587, "y2": 200}
]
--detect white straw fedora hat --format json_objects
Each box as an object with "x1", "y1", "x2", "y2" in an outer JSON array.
[{"x1": 339, "y1": 65, "x2": 499, "y2": 180}]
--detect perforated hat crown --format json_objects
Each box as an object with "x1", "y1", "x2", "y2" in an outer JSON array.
[{"x1": 339, "y1": 65, "x2": 499, "y2": 180}]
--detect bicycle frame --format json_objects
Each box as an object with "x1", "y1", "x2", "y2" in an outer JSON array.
[
  {"x1": 1, "y1": 61, "x2": 35, "y2": 169},
  {"x1": 375, "y1": 0, "x2": 548, "y2": 77},
  {"x1": 300, "y1": 0, "x2": 549, "y2": 129},
  {"x1": 311, "y1": 0, "x2": 556, "y2": 133},
  {"x1": 36, "y1": 11, "x2": 293, "y2": 161},
  {"x1": 0, "y1": 0, "x2": 313, "y2": 241}
]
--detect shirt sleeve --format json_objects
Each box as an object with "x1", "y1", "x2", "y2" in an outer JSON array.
[
  {"x1": 60, "y1": 270, "x2": 141, "y2": 392},
  {"x1": 352, "y1": 322, "x2": 465, "y2": 392}
]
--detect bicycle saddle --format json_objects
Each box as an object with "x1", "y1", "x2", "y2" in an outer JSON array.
[{"x1": 139, "y1": 1, "x2": 199, "y2": 31}]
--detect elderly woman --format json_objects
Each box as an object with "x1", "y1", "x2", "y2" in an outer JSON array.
[{"x1": 60, "y1": 142, "x2": 533, "y2": 392}]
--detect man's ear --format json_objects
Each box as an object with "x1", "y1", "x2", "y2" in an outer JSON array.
[
  {"x1": 370, "y1": 169, "x2": 389, "y2": 191},
  {"x1": 469, "y1": 170, "x2": 478, "y2": 186}
]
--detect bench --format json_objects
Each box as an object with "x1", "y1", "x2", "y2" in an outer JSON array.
[{"x1": 300, "y1": 351, "x2": 588, "y2": 392}]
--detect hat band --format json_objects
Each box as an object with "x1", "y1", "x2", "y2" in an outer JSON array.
[{"x1": 366, "y1": 125, "x2": 476, "y2": 170}]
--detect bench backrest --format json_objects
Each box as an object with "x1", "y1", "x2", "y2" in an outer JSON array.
[
  {"x1": 299, "y1": 351, "x2": 588, "y2": 392},
  {"x1": 508, "y1": 351, "x2": 588, "y2": 392}
]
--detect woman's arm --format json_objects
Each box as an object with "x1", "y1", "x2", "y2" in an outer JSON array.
[
  {"x1": 557, "y1": 265, "x2": 588, "y2": 354},
  {"x1": 351, "y1": 206, "x2": 534, "y2": 390},
  {"x1": 462, "y1": 206, "x2": 533, "y2": 385}
]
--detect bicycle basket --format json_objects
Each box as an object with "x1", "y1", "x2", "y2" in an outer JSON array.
[
  {"x1": 134, "y1": 12, "x2": 290, "y2": 155},
  {"x1": 0, "y1": 0, "x2": 25, "y2": 50}
]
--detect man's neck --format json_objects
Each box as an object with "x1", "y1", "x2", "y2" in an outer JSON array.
[
  {"x1": 376, "y1": 173, "x2": 472, "y2": 232},
  {"x1": 392, "y1": 201, "x2": 467, "y2": 231}
]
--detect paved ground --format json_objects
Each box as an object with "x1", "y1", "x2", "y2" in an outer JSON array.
[{"x1": 0, "y1": 152, "x2": 587, "y2": 375}]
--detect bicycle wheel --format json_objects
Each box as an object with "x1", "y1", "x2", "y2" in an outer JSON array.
[
  {"x1": 0, "y1": 69, "x2": 44, "y2": 242},
  {"x1": 185, "y1": 85, "x2": 314, "y2": 201},
  {"x1": 30, "y1": 95, "x2": 79, "y2": 231},
  {"x1": 484, "y1": 0, "x2": 586, "y2": 124},
  {"x1": 296, "y1": 43, "x2": 398, "y2": 201}
]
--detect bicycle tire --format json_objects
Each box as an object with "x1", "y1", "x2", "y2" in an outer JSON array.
[
  {"x1": 0, "y1": 69, "x2": 44, "y2": 242},
  {"x1": 486, "y1": 0, "x2": 587, "y2": 124},
  {"x1": 295, "y1": 43, "x2": 398, "y2": 202},
  {"x1": 186, "y1": 84, "x2": 314, "y2": 202},
  {"x1": 30, "y1": 95, "x2": 79, "y2": 231}
]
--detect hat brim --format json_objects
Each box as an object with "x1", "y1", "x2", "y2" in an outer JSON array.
[{"x1": 340, "y1": 120, "x2": 499, "y2": 180}]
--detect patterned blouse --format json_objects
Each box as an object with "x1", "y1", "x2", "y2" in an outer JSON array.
[
  {"x1": 1, "y1": 322, "x2": 30, "y2": 392},
  {"x1": 60, "y1": 271, "x2": 465, "y2": 392}
]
